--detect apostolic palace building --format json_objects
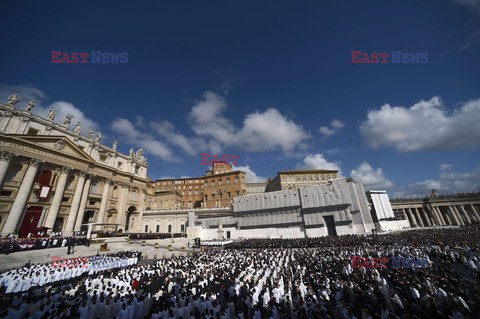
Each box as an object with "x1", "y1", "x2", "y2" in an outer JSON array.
[{"x1": 1, "y1": 93, "x2": 480, "y2": 240}]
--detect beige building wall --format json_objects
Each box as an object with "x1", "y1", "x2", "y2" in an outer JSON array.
[
  {"x1": 145, "y1": 191, "x2": 182, "y2": 210},
  {"x1": 266, "y1": 170, "x2": 339, "y2": 192},
  {"x1": 246, "y1": 182, "x2": 268, "y2": 194},
  {"x1": 152, "y1": 178, "x2": 204, "y2": 208}
]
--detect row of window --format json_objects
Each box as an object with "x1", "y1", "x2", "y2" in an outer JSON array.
[
  {"x1": 156, "y1": 179, "x2": 202, "y2": 186},
  {"x1": 282, "y1": 174, "x2": 335, "y2": 182},
  {"x1": 204, "y1": 191, "x2": 239, "y2": 200},
  {"x1": 144, "y1": 224, "x2": 185, "y2": 233},
  {"x1": 155, "y1": 176, "x2": 243, "y2": 187}
]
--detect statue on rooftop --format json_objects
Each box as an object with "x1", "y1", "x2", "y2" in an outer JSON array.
[
  {"x1": 47, "y1": 109, "x2": 57, "y2": 121},
  {"x1": 135, "y1": 149, "x2": 146, "y2": 162},
  {"x1": 62, "y1": 114, "x2": 74, "y2": 127},
  {"x1": 7, "y1": 93, "x2": 20, "y2": 106},
  {"x1": 73, "y1": 122, "x2": 81, "y2": 133},
  {"x1": 25, "y1": 100, "x2": 35, "y2": 112}
]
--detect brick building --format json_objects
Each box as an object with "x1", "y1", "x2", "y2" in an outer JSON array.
[{"x1": 148, "y1": 161, "x2": 246, "y2": 209}]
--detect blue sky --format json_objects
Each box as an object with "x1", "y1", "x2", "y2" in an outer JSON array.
[{"x1": 1, "y1": 0, "x2": 479, "y2": 196}]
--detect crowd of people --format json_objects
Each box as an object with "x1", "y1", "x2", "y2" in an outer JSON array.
[
  {"x1": 128, "y1": 233, "x2": 187, "y2": 240},
  {"x1": 226, "y1": 225, "x2": 480, "y2": 251},
  {"x1": 0, "y1": 236, "x2": 89, "y2": 255},
  {"x1": 0, "y1": 251, "x2": 141, "y2": 295},
  {"x1": 0, "y1": 225, "x2": 479, "y2": 318}
]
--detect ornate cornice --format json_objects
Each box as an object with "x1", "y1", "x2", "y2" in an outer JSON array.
[
  {"x1": 116, "y1": 181, "x2": 130, "y2": 188},
  {"x1": 0, "y1": 151, "x2": 15, "y2": 161},
  {"x1": 102, "y1": 178, "x2": 113, "y2": 185},
  {"x1": 77, "y1": 171, "x2": 88, "y2": 178},
  {"x1": 0, "y1": 111, "x2": 13, "y2": 119},
  {"x1": 28, "y1": 158, "x2": 42, "y2": 167},
  {"x1": 56, "y1": 166, "x2": 71, "y2": 174}
]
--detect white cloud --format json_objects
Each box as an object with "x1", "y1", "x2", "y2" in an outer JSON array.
[
  {"x1": 440, "y1": 163, "x2": 453, "y2": 171},
  {"x1": 188, "y1": 91, "x2": 309, "y2": 153},
  {"x1": 319, "y1": 119, "x2": 345, "y2": 139},
  {"x1": 111, "y1": 118, "x2": 177, "y2": 162},
  {"x1": 350, "y1": 162, "x2": 394, "y2": 190},
  {"x1": 453, "y1": 0, "x2": 480, "y2": 12},
  {"x1": 0, "y1": 84, "x2": 45, "y2": 102},
  {"x1": 158, "y1": 176, "x2": 176, "y2": 180},
  {"x1": 219, "y1": 75, "x2": 240, "y2": 95},
  {"x1": 237, "y1": 108, "x2": 310, "y2": 152},
  {"x1": 150, "y1": 120, "x2": 198, "y2": 156},
  {"x1": 296, "y1": 154, "x2": 342, "y2": 174},
  {"x1": 107, "y1": 91, "x2": 309, "y2": 160},
  {"x1": 325, "y1": 148, "x2": 347, "y2": 156},
  {"x1": 39, "y1": 101, "x2": 99, "y2": 136},
  {"x1": 360, "y1": 96, "x2": 480, "y2": 151},
  {"x1": 135, "y1": 115, "x2": 145, "y2": 126},
  {"x1": 188, "y1": 91, "x2": 235, "y2": 147},
  {"x1": 233, "y1": 165, "x2": 267, "y2": 183},
  {"x1": 393, "y1": 165, "x2": 480, "y2": 196},
  {"x1": 453, "y1": 0, "x2": 480, "y2": 51},
  {"x1": 0, "y1": 84, "x2": 99, "y2": 135}
]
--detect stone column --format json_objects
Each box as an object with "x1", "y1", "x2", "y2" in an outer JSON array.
[
  {"x1": 451, "y1": 206, "x2": 465, "y2": 225},
  {"x1": 0, "y1": 151, "x2": 14, "y2": 187},
  {"x1": 406, "y1": 208, "x2": 417, "y2": 227},
  {"x1": 96, "y1": 179, "x2": 112, "y2": 224},
  {"x1": 115, "y1": 185, "x2": 129, "y2": 230},
  {"x1": 469, "y1": 205, "x2": 480, "y2": 221},
  {"x1": 426, "y1": 209, "x2": 434, "y2": 225},
  {"x1": 1, "y1": 159, "x2": 41, "y2": 235},
  {"x1": 74, "y1": 176, "x2": 92, "y2": 231},
  {"x1": 430, "y1": 206, "x2": 442, "y2": 226},
  {"x1": 447, "y1": 206, "x2": 461, "y2": 226},
  {"x1": 132, "y1": 189, "x2": 146, "y2": 232},
  {"x1": 417, "y1": 208, "x2": 431, "y2": 226},
  {"x1": 441, "y1": 207, "x2": 453, "y2": 225},
  {"x1": 453, "y1": 206, "x2": 465, "y2": 226},
  {"x1": 468, "y1": 205, "x2": 480, "y2": 222},
  {"x1": 413, "y1": 208, "x2": 424, "y2": 227},
  {"x1": 43, "y1": 167, "x2": 70, "y2": 231},
  {"x1": 63, "y1": 172, "x2": 87, "y2": 235},
  {"x1": 425, "y1": 208, "x2": 433, "y2": 226},
  {"x1": 455, "y1": 205, "x2": 471, "y2": 224},
  {"x1": 459, "y1": 205, "x2": 474, "y2": 223},
  {"x1": 433, "y1": 206, "x2": 446, "y2": 225}
]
